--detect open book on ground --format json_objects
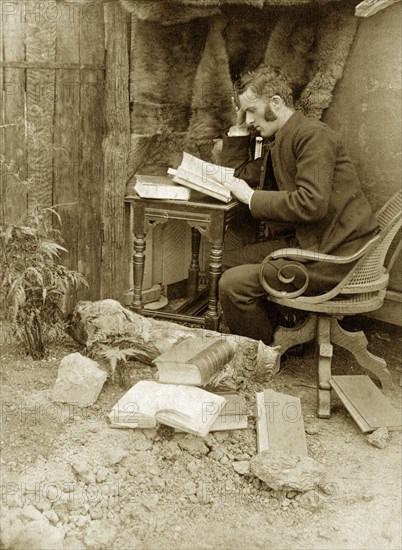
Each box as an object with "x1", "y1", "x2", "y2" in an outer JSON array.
[
  {"x1": 108, "y1": 380, "x2": 226, "y2": 437},
  {"x1": 168, "y1": 152, "x2": 236, "y2": 203},
  {"x1": 175, "y1": 392, "x2": 248, "y2": 432},
  {"x1": 154, "y1": 335, "x2": 236, "y2": 387},
  {"x1": 131, "y1": 174, "x2": 191, "y2": 201}
]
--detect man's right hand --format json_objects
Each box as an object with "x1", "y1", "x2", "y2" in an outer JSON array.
[{"x1": 228, "y1": 96, "x2": 249, "y2": 137}]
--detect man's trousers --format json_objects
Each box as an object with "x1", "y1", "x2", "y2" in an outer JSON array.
[{"x1": 219, "y1": 238, "x2": 297, "y2": 345}]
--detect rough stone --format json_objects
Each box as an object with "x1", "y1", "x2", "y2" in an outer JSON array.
[
  {"x1": 70, "y1": 459, "x2": 96, "y2": 484},
  {"x1": 134, "y1": 439, "x2": 153, "y2": 451},
  {"x1": 63, "y1": 536, "x2": 87, "y2": 549},
  {"x1": 196, "y1": 482, "x2": 213, "y2": 504},
  {"x1": 18, "y1": 504, "x2": 45, "y2": 523},
  {"x1": 160, "y1": 440, "x2": 182, "y2": 461},
  {"x1": 175, "y1": 434, "x2": 209, "y2": 457},
  {"x1": 250, "y1": 451, "x2": 325, "y2": 492},
  {"x1": 51, "y1": 353, "x2": 107, "y2": 407},
  {"x1": 366, "y1": 427, "x2": 389, "y2": 449},
  {"x1": 305, "y1": 423, "x2": 320, "y2": 435},
  {"x1": 42, "y1": 510, "x2": 59, "y2": 525},
  {"x1": 297, "y1": 490, "x2": 323, "y2": 511},
  {"x1": 186, "y1": 459, "x2": 201, "y2": 474},
  {"x1": 141, "y1": 494, "x2": 160, "y2": 510},
  {"x1": 183, "y1": 480, "x2": 197, "y2": 495},
  {"x1": 104, "y1": 446, "x2": 128, "y2": 466},
  {"x1": 8, "y1": 521, "x2": 64, "y2": 550},
  {"x1": 232, "y1": 460, "x2": 250, "y2": 476}
]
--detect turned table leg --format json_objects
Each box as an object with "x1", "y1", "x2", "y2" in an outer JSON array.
[
  {"x1": 132, "y1": 233, "x2": 146, "y2": 312},
  {"x1": 205, "y1": 241, "x2": 223, "y2": 331},
  {"x1": 187, "y1": 227, "x2": 201, "y2": 299}
]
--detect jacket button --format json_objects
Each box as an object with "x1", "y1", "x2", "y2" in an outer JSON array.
[{"x1": 260, "y1": 166, "x2": 265, "y2": 172}]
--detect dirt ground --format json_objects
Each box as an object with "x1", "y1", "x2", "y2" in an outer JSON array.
[{"x1": 0, "y1": 315, "x2": 401, "y2": 550}]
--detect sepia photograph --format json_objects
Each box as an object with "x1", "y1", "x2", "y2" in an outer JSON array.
[{"x1": 0, "y1": 0, "x2": 401, "y2": 549}]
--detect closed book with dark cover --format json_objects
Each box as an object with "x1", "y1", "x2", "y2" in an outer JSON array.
[{"x1": 154, "y1": 336, "x2": 236, "y2": 386}]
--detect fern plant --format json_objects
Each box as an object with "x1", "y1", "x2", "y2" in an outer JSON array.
[{"x1": 0, "y1": 203, "x2": 88, "y2": 359}]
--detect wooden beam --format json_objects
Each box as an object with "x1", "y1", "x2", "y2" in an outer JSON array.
[
  {"x1": 0, "y1": 1, "x2": 28, "y2": 223},
  {"x1": 25, "y1": 0, "x2": 57, "y2": 210},
  {"x1": 78, "y1": 0, "x2": 106, "y2": 300},
  {"x1": 53, "y1": 0, "x2": 80, "y2": 285},
  {"x1": 101, "y1": 1, "x2": 130, "y2": 300},
  {"x1": 0, "y1": 61, "x2": 105, "y2": 70}
]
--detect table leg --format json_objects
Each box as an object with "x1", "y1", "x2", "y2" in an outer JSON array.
[
  {"x1": 187, "y1": 227, "x2": 201, "y2": 299},
  {"x1": 133, "y1": 233, "x2": 146, "y2": 312},
  {"x1": 205, "y1": 241, "x2": 223, "y2": 331}
]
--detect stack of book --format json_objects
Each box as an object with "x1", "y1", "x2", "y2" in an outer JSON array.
[
  {"x1": 108, "y1": 336, "x2": 248, "y2": 436},
  {"x1": 129, "y1": 153, "x2": 238, "y2": 203},
  {"x1": 154, "y1": 335, "x2": 248, "y2": 433}
]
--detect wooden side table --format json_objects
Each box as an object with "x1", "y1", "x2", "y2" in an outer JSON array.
[{"x1": 125, "y1": 193, "x2": 247, "y2": 330}]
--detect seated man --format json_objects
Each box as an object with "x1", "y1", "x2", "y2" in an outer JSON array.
[{"x1": 219, "y1": 65, "x2": 379, "y2": 345}]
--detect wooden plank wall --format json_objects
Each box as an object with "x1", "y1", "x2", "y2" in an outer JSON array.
[
  {"x1": 0, "y1": 3, "x2": 27, "y2": 222},
  {"x1": 102, "y1": 2, "x2": 130, "y2": 297},
  {"x1": 0, "y1": 0, "x2": 130, "y2": 302}
]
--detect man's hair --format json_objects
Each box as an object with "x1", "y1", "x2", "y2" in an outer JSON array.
[{"x1": 234, "y1": 65, "x2": 294, "y2": 109}]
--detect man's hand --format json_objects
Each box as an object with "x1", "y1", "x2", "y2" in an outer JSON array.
[
  {"x1": 228, "y1": 96, "x2": 249, "y2": 136},
  {"x1": 223, "y1": 175, "x2": 254, "y2": 205}
]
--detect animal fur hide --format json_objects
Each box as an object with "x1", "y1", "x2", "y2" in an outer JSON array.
[
  {"x1": 127, "y1": 0, "x2": 360, "y2": 171},
  {"x1": 68, "y1": 299, "x2": 279, "y2": 387},
  {"x1": 120, "y1": 0, "x2": 350, "y2": 25}
]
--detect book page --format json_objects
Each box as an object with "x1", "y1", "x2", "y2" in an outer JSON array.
[
  {"x1": 109, "y1": 381, "x2": 226, "y2": 437},
  {"x1": 178, "y1": 152, "x2": 234, "y2": 192},
  {"x1": 181, "y1": 152, "x2": 235, "y2": 186}
]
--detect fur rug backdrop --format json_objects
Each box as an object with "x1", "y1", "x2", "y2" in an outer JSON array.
[{"x1": 124, "y1": 0, "x2": 360, "y2": 176}]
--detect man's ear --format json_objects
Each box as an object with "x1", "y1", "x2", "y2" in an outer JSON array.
[{"x1": 270, "y1": 95, "x2": 283, "y2": 110}]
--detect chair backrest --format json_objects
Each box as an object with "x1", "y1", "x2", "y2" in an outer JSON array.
[{"x1": 341, "y1": 190, "x2": 402, "y2": 293}]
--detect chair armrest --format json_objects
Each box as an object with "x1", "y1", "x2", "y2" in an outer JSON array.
[
  {"x1": 265, "y1": 234, "x2": 380, "y2": 265},
  {"x1": 259, "y1": 234, "x2": 380, "y2": 299}
]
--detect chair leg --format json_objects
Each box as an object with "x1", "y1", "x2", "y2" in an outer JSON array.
[
  {"x1": 317, "y1": 317, "x2": 332, "y2": 419},
  {"x1": 271, "y1": 314, "x2": 317, "y2": 374},
  {"x1": 329, "y1": 318, "x2": 393, "y2": 391}
]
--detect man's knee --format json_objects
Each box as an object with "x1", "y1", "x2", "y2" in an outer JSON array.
[{"x1": 219, "y1": 268, "x2": 235, "y2": 298}]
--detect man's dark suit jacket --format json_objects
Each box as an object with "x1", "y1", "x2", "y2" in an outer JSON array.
[{"x1": 221, "y1": 111, "x2": 379, "y2": 291}]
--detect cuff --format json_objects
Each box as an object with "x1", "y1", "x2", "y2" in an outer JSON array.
[{"x1": 227, "y1": 125, "x2": 250, "y2": 137}]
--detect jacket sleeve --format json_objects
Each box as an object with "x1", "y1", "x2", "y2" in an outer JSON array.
[
  {"x1": 220, "y1": 135, "x2": 263, "y2": 187},
  {"x1": 250, "y1": 126, "x2": 337, "y2": 223}
]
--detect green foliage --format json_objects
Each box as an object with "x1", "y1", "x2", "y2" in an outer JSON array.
[{"x1": 0, "y1": 204, "x2": 88, "y2": 359}]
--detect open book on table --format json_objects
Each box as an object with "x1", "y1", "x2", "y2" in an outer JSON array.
[{"x1": 168, "y1": 152, "x2": 237, "y2": 203}]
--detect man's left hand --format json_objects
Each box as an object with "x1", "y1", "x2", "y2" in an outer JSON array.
[{"x1": 223, "y1": 176, "x2": 254, "y2": 205}]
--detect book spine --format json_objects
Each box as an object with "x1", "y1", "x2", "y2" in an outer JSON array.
[
  {"x1": 134, "y1": 184, "x2": 190, "y2": 200},
  {"x1": 191, "y1": 340, "x2": 235, "y2": 385}
]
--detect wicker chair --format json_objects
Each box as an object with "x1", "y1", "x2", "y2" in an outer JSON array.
[{"x1": 259, "y1": 190, "x2": 402, "y2": 418}]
